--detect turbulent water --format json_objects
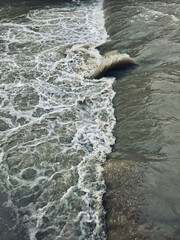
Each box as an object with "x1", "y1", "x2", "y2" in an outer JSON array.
[
  {"x1": 0, "y1": 1, "x2": 116, "y2": 239},
  {"x1": 1, "y1": 0, "x2": 180, "y2": 240}
]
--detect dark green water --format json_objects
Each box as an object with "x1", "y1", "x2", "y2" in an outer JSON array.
[{"x1": 101, "y1": 0, "x2": 180, "y2": 239}]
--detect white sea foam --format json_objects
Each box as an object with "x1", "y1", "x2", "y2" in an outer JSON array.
[
  {"x1": 134, "y1": 6, "x2": 179, "y2": 23},
  {"x1": 0, "y1": 1, "x2": 115, "y2": 239}
]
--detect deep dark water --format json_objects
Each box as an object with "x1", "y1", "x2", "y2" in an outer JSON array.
[{"x1": 101, "y1": 0, "x2": 180, "y2": 239}]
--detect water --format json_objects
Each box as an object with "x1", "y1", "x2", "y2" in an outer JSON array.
[
  {"x1": 101, "y1": 0, "x2": 180, "y2": 239},
  {"x1": 0, "y1": 1, "x2": 116, "y2": 239},
  {"x1": 1, "y1": 0, "x2": 180, "y2": 239}
]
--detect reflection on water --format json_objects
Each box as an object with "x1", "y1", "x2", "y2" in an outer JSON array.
[{"x1": 102, "y1": 0, "x2": 180, "y2": 239}]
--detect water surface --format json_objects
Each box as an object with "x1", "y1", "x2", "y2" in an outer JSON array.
[
  {"x1": 0, "y1": 1, "x2": 115, "y2": 239},
  {"x1": 101, "y1": 0, "x2": 180, "y2": 239}
]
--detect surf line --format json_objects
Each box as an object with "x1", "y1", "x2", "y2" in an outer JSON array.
[{"x1": 89, "y1": 50, "x2": 138, "y2": 79}]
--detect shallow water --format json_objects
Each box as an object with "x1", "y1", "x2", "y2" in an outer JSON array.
[
  {"x1": 101, "y1": 0, "x2": 180, "y2": 239},
  {"x1": 0, "y1": 1, "x2": 116, "y2": 239}
]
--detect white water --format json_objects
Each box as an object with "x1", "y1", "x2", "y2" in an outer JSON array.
[{"x1": 0, "y1": 1, "x2": 115, "y2": 239}]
